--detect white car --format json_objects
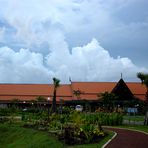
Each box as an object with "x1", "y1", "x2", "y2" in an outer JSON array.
[{"x1": 75, "y1": 105, "x2": 83, "y2": 112}]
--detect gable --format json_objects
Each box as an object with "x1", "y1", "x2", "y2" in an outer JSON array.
[{"x1": 111, "y1": 79, "x2": 134, "y2": 100}]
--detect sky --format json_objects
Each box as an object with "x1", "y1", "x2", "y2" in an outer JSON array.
[{"x1": 0, "y1": 0, "x2": 148, "y2": 84}]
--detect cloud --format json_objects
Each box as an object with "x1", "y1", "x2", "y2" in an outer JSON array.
[
  {"x1": 0, "y1": 27, "x2": 5, "y2": 41},
  {"x1": 0, "y1": 39, "x2": 147, "y2": 83},
  {"x1": 0, "y1": 46, "x2": 50, "y2": 83},
  {"x1": 0, "y1": 0, "x2": 113, "y2": 48},
  {"x1": 0, "y1": 0, "x2": 148, "y2": 83}
]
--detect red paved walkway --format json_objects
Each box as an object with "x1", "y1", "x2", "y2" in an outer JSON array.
[{"x1": 104, "y1": 127, "x2": 148, "y2": 148}]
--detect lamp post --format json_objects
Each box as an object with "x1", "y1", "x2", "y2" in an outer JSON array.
[
  {"x1": 23, "y1": 101, "x2": 26, "y2": 110},
  {"x1": 22, "y1": 101, "x2": 26, "y2": 121},
  {"x1": 60, "y1": 98, "x2": 63, "y2": 114},
  {"x1": 47, "y1": 97, "x2": 50, "y2": 121}
]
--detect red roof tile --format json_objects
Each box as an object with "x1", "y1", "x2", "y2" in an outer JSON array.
[
  {"x1": 126, "y1": 83, "x2": 146, "y2": 100},
  {"x1": 127, "y1": 83, "x2": 146, "y2": 95},
  {"x1": 0, "y1": 84, "x2": 51, "y2": 96},
  {"x1": 71, "y1": 82, "x2": 116, "y2": 100},
  {"x1": 71, "y1": 82, "x2": 116, "y2": 93},
  {"x1": 0, "y1": 81, "x2": 147, "y2": 102},
  {"x1": 0, "y1": 84, "x2": 72, "y2": 102}
]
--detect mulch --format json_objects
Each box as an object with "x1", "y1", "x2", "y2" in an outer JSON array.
[{"x1": 104, "y1": 127, "x2": 148, "y2": 148}]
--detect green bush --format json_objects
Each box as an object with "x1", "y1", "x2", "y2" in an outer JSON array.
[
  {"x1": 61, "y1": 106, "x2": 73, "y2": 114},
  {"x1": 0, "y1": 108, "x2": 19, "y2": 116},
  {"x1": 61, "y1": 123, "x2": 105, "y2": 145},
  {"x1": 83, "y1": 112, "x2": 123, "y2": 126}
]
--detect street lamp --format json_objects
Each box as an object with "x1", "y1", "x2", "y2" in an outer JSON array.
[
  {"x1": 47, "y1": 97, "x2": 50, "y2": 121},
  {"x1": 23, "y1": 101, "x2": 26, "y2": 110},
  {"x1": 22, "y1": 101, "x2": 26, "y2": 121},
  {"x1": 60, "y1": 98, "x2": 63, "y2": 114}
]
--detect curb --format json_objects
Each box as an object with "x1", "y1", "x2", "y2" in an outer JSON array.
[{"x1": 102, "y1": 131, "x2": 117, "y2": 148}]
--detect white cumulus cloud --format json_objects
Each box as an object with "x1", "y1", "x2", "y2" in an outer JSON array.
[
  {"x1": 0, "y1": 0, "x2": 148, "y2": 83},
  {"x1": 0, "y1": 39, "x2": 147, "y2": 83}
]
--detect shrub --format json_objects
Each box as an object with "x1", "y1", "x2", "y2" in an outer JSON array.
[
  {"x1": 61, "y1": 123, "x2": 105, "y2": 145},
  {"x1": 83, "y1": 112, "x2": 123, "y2": 126}
]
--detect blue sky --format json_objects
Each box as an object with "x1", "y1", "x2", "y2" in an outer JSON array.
[{"x1": 0, "y1": 0, "x2": 148, "y2": 83}]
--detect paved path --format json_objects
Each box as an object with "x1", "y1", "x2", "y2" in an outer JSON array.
[{"x1": 104, "y1": 127, "x2": 148, "y2": 148}]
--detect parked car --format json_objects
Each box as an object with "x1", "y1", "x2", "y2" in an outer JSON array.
[
  {"x1": 75, "y1": 105, "x2": 83, "y2": 112},
  {"x1": 22, "y1": 108, "x2": 27, "y2": 111}
]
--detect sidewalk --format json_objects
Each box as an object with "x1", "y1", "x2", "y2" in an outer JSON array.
[{"x1": 104, "y1": 127, "x2": 148, "y2": 148}]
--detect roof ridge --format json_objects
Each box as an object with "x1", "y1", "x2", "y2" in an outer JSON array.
[
  {"x1": 71, "y1": 81, "x2": 117, "y2": 83},
  {"x1": 0, "y1": 83, "x2": 50, "y2": 85},
  {"x1": 0, "y1": 82, "x2": 141, "y2": 85},
  {"x1": 126, "y1": 82, "x2": 141, "y2": 84},
  {"x1": 0, "y1": 83, "x2": 73, "y2": 85}
]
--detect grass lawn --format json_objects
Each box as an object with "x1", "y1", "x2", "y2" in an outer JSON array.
[
  {"x1": 123, "y1": 115, "x2": 144, "y2": 122},
  {"x1": 115, "y1": 125, "x2": 148, "y2": 133},
  {"x1": 0, "y1": 123, "x2": 114, "y2": 148},
  {"x1": 0, "y1": 123, "x2": 65, "y2": 148}
]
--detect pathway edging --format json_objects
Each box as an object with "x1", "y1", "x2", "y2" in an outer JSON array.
[{"x1": 102, "y1": 131, "x2": 117, "y2": 148}]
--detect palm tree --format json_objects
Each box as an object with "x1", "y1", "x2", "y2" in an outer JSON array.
[
  {"x1": 51, "y1": 77, "x2": 60, "y2": 113},
  {"x1": 73, "y1": 89, "x2": 82, "y2": 100},
  {"x1": 100, "y1": 92, "x2": 118, "y2": 112},
  {"x1": 137, "y1": 72, "x2": 148, "y2": 125}
]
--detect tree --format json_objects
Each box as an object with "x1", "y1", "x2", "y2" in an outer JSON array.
[
  {"x1": 36, "y1": 96, "x2": 46, "y2": 110},
  {"x1": 99, "y1": 92, "x2": 118, "y2": 112},
  {"x1": 73, "y1": 89, "x2": 82, "y2": 99},
  {"x1": 36, "y1": 96, "x2": 46, "y2": 102},
  {"x1": 51, "y1": 77, "x2": 60, "y2": 113},
  {"x1": 137, "y1": 72, "x2": 148, "y2": 125},
  {"x1": 11, "y1": 98, "x2": 20, "y2": 109}
]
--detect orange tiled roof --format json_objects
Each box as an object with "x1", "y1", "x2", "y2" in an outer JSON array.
[
  {"x1": 127, "y1": 83, "x2": 146, "y2": 94},
  {"x1": 71, "y1": 82, "x2": 115, "y2": 93},
  {"x1": 71, "y1": 82, "x2": 116, "y2": 100},
  {"x1": 0, "y1": 81, "x2": 147, "y2": 102},
  {"x1": 126, "y1": 82, "x2": 146, "y2": 100},
  {"x1": 0, "y1": 84, "x2": 72, "y2": 102},
  {"x1": 0, "y1": 84, "x2": 51, "y2": 96}
]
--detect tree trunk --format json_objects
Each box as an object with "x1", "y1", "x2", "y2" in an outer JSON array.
[
  {"x1": 51, "y1": 89, "x2": 57, "y2": 113},
  {"x1": 144, "y1": 90, "x2": 148, "y2": 125},
  {"x1": 144, "y1": 110, "x2": 148, "y2": 125}
]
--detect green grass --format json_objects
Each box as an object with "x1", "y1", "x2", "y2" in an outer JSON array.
[
  {"x1": 0, "y1": 123, "x2": 65, "y2": 148},
  {"x1": 115, "y1": 125, "x2": 148, "y2": 133},
  {"x1": 123, "y1": 115, "x2": 144, "y2": 122},
  {"x1": 67, "y1": 131, "x2": 114, "y2": 148},
  {"x1": 0, "y1": 123, "x2": 114, "y2": 148}
]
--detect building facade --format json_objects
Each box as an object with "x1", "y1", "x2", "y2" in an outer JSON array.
[{"x1": 0, "y1": 79, "x2": 146, "y2": 109}]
